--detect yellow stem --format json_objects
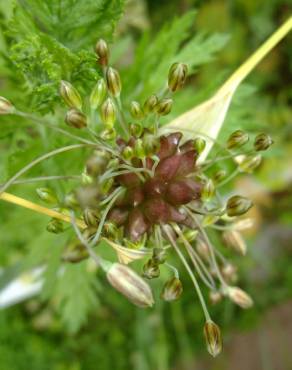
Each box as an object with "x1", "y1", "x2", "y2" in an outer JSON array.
[
  {"x1": 218, "y1": 16, "x2": 292, "y2": 94},
  {"x1": 0, "y1": 192, "x2": 86, "y2": 229}
]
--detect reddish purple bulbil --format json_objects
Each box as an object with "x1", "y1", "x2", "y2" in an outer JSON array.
[{"x1": 108, "y1": 132, "x2": 202, "y2": 241}]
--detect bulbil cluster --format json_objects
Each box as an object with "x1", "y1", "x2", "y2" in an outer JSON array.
[{"x1": 0, "y1": 38, "x2": 273, "y2": 358}]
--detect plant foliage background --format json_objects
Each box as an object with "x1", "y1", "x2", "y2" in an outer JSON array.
[{"x1": 0, "y1": 0, "x2": 291, "y2": 369}]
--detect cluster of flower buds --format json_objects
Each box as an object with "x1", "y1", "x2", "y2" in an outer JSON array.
[{"x1": 14, "y1": 38, "x2": 273, "y2": 358}]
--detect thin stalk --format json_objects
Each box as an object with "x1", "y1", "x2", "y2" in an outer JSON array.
[
  {"x1": 165, "y1": 262, "x2": 179, "y2": 279},
  {"x1": 16, "y1": 111, "x2": 96, "y2": 145},
  {"x1": 90, "y1": 187, "x2": 125, "y2": 246},
  {"x1": 70, "y1": 212, "x2": 111, "y2": 271},
  {"x1": 1, "y1": 175, "x2": 81, "y2": 186},
  {"x1": 173, "y1": 224, "x2": 216, "y2": 290},
  {"x1": 216, "y1": 168, "x2": 239, "y2": 188},
  {"x1": 183, "y1": 207, "x2": 228, "y2": 288},
  {"x1": 99, "y1": 186, "x2": 123, "y2": 207},
  {"x1": 162, "y1": 224, "x2": 211, "y2": 322},
  {"x1": 0, "y1": 144, "x2": 94, "y2": 195}
]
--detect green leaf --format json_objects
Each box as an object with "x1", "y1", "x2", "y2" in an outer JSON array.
[{"x1": 55, "y1": 263, "x2": 99, "y2": 333}]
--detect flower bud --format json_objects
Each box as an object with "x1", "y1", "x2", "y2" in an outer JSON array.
[
  {"x1": 62, "y1": 241, "x2": 89, "y2": 263},
  {"x1": 204, "y1": 321, "x2": 222, "y2": 357},
  {"x1": 222, "y1": 263, "x2": 237, "y2": 283},
  {"x1": 202, "y1": 179, "x2": 215, "y2": 200},
  {"x1": 86, "y1": 151, "x2": 109, "y2": 177},
  {"x1": 65, "y1": 109, "x2": 87, "y2": 129},
  {"x1": 130, "y1": 123, "x2": 143, "y2": 138},
  {"x1": 107, "y1": 263, "x2": 154, "y2": 308},
  {"x1": 143, "y1": 94, "x2": 158, "y2": 114},
  {"x1": 254, "y1": 133, "x2": 273, "y2": 151},
  {"x1": 105, "y1": 67, "x2": 121, "y2": 97},
  {"x1": 83, "y1": 208, "x2": 100, "y2": 227},
  {"x1": 196, "y1": 237, "x2": 210, "y2": 261},
  {"x1": 226, "y1": 195, "x2": 253, "y2": 217},
  {"x1": 103, "y1": 221, "x2": 118, "y2": 239},
  {"x1": 182, "y1": 230, "x2": 198, "y2": 243},
  {"x1": 60, "y1": 80, "x2": 82, "y2": 110},
  {"x1": 213, "y1": 169, "x2": 227, "y2": 184},
  {"x1": 100, "y1": 178, "x2": 114, "y2": 194},
  {"x1": 36, "y1": 187, "x2": 58, "y2": 204},
  {"x1": 223, "y1": 230, "x2": 246, "y2": 255},
  {"x1": 193, "y1": 137, "x2": 206, "y2": 154},
  {"x1": 226, "y1": 130, "x2": 249, "y2": 149},
  {"x1": 227, "y1": 286, "x2": 253, "y2": 309},
  {"x1": 155, "y1": 98, "x2": 173, "y2": 116},
  {"x1": 0, "y1": 97, "x2": 15, "y2": 114},
  {"x1": 168, "y1": 62, "x2": 188, "y2": 92},
  {"x1": 209, "y1": 291, "x2": 222, "y2": 305},
  {"x1": 152, "y1": 247, "x2": 167, "y2": 264},
  {"x1": 95, "y1": 39, "x2": 109, "y2": 66},
  {"x1": 89, "y1": 79, "x2": 106, "y2": 109},
  {"x1": 122, "y1": 146, "x2": 134, "y2": 160},
  {"x1": 143, "y1": 134, "x2": 160, "y2": 155},
  {"x1": 134, "y1": 139, "x2": 145, "y2": 159},
  {"x1": 101, "y1": 98, "x2": 116, "y2": 127},
  {"x1": 64, "y1": 192, "x2": 79, "y2": 209},
  {"x1": 143, "y1": 259, "x2": 160, "y2": 279},
  {"x1": 160, "y1": 277, "x2": 183, "y2": 301},
  {"x1": 46, "y1": 219, "x2": 64, "y2": 234},
  {"x1": 100, "y1": 127, "x2": 116, "y2": 140},
  {"x1": 238, "y1": 154, "x2": 262, "y2": 173},
  {"x1": 130, "y1": 101, "x2": 144, "y2": 120}
]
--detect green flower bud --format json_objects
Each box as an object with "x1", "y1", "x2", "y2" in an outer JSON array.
[
  {"x1": 223, "y1": 230, "x2": 246, "y2": 255},
  {"x1": 100, "y1": 177, "x2": 114, "y2": 194},
  {"x1": 183, "y1": 230, "x2": 198, "y2": 243},
  {"x1": 75, "y1": 185, "x2": 101, "y2": 209},
  {"x1": 143, "y1": 259, "x2": 160, "y2": 279},
  {"x1": 254, "y1": 133, "x2": 273, "y2": 151},
  {"x1": 130, "y1": 101, "x2": 144, "y2": 120},
  {"x1": 46, "y1": 218, "x2": 64, "y2": 234},
  {"x1": 238, "y1": 154, "x2": 262, "y2": 173},
  {"x1": 62, "y1": 241, "x2": 89, "y2": 263},
  {"x1": 65, "y1": 109, "x2": 87, "y2": 129},
  {"x1": 202, "y1": 179, "x2": 215, "y2": 200},
  {"x1": 122, "y1": 146, "x2": 134, "y2": 160},
  {"x1": 64, "y1": 192, "x2": 79, "y2": 209},
  {"x1": 60, "y1": 80, "x2": 82, "y2": 110},
  {"x1": 100, "y1": 127, "x2": 116, "y2": 141},
  {"x1": 204, "y1": 321, "x2": 222, "y2": 357},
  {"x1": 143, "y1": 134, "x2": 160, "y2": 155},
  {"x1": 160, "y1": 277, "x2": 183, "y2": 301},
  {"x1": 89, "y1": 79, "x2": 106, "y2": 109},
  {"x1": 0, "y1": 97, "x2": 15, "y2": 115},
  {"x1": 168, "y1": 62, "x2": 188, "y2": 92},
  {"x1": 95, "y1": 39, "x2": 109, "y2": 66},
  {"x1": 152, "y1": 247, "x2": 167, "y2": 264},
  {"x1": 130, "y1": 123, "x2": 144, "y2": 138},
  {"x1": 101, "y1": 98, "x2": 116, "y2": 127},
  {"x1": 107, "y1": 263, "x2": 154, "y2": 308},
  {"x1": 83, "y1": 208, "x2": 100, "y2": 227},
  {"x1": 212, "y1": 169, "x2": 227, "y2": 184},
  {"x1": 86, "y1": 151, "x2": 109, "y2": 177},
  {"x1": 227, "y1": 286, "x2": 253, "y2": 309},
  {"x1": 209, "y1": 291, "x2": 223, "y2": 305},
  {"x1": 226, "y1": 195, "x2": 253, "y2": 217},
  {"x1": 156, "y1": 98, "x2": 173, "y2": 115},
  {"x1": 103, "y1": 221, "x2": 118, "y2": 239},
  {"x1": 143, "y1": 94, "x2": 158, "y2": 114},
  {"x1": 226, "y1": 130, "x2": 249, "y2": 149},
  {"x1": 105, "y1": 67, "x2": 121, "y2": 97},
  {"x1": 134, "y1": 139, "x2": 145, "y2": 159},
  {"x1": 81, "y1": 172, "x2": 93, "y2": 185},
  {"x1": 36, "y1": 187, "x2": 58, "y2": 204},
  {"x1": 194, "y1": 137, "x2": 206, "y2": 154}
]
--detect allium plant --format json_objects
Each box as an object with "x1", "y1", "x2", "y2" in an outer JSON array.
[{"x1": 0, "y1": 21, "x2": 290, "y2": 356}]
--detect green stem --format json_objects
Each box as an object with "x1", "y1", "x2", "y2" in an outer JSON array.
[
  {"x1": 1, "y1": 175, "x2": 81, "y2": 186},
  {"x1": 162, "y1": 224, "x2": 211, "y2": 322},
  {"x1": 0, "y1": 144, "x2": 94, "y2": 195}
]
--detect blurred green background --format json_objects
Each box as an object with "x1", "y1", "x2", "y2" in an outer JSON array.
[{"x1": 0, "y1": 0, "x2": 291, "y2": 369}]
